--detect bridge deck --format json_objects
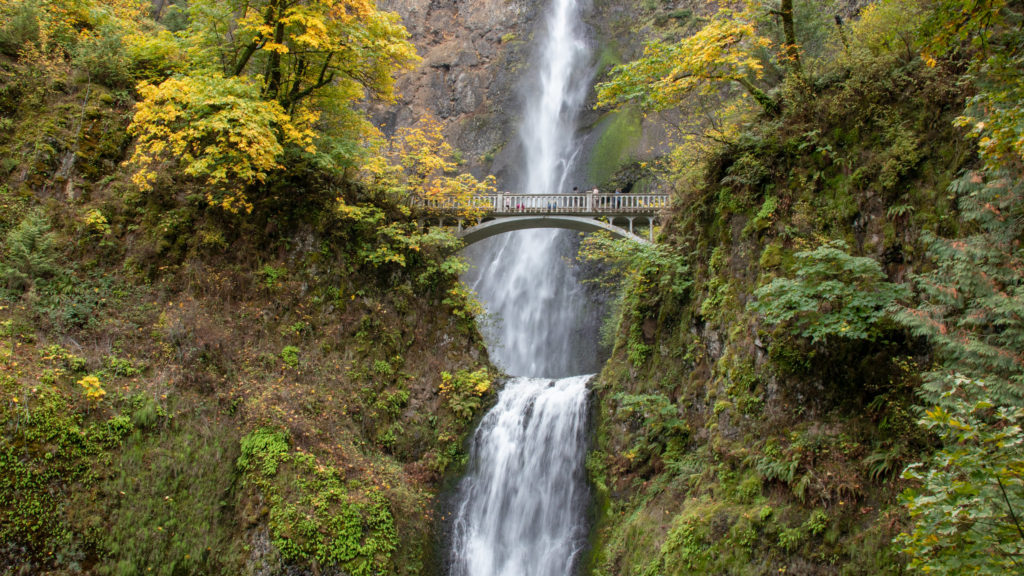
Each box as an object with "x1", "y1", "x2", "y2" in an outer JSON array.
[{"x1": 418, "y1": 193, "x2": 668, "y2": 217}]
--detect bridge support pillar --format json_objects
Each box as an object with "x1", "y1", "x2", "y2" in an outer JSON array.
[{"x1": 627, "y1": 217, "x2": 635, "y2": 234}]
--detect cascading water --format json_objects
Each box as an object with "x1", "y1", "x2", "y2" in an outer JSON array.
[
  {"x1": 448, "y1": 376, "x2": 591, "y2": 576},
  {"x1": 462, "y1": 0, "x2": 594, "y2": 379},
  {"x1": 447, "y1": 0, "x2": 595, "y2": 574}
]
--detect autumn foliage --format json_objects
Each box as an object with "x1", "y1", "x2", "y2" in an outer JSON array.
[{"x1": 128, "y1": 75, "x2": 317, "y2": 213}]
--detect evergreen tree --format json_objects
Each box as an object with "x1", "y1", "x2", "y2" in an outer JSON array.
[{"x1": 897, "y1": 170, "x2": 1024, "y2": 406}]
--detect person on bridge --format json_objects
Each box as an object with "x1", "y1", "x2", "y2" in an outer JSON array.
[{"x1": 614, "y1": 188, "x2": 622, "y2": 208}]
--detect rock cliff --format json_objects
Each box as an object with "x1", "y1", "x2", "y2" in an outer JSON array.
[{"x1": 376, "y1": 0, "x2": 538, "y2": 183}]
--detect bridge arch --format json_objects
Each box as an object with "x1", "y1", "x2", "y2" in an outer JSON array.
[{"x1": 457, "y1": 216, "x2": 651, "y2": 247}]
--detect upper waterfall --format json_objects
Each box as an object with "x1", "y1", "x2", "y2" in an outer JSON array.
[{"x1": 462, "y1": 0, "x2": 596, "y2": 377}]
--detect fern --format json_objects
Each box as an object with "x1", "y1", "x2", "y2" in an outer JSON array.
[{"x1": 0, "y1": 209, "x2": 57, "y2": 291}]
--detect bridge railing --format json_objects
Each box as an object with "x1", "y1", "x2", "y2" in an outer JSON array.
[{"x1": 416, "y1": 193, "x2": 669, "y2": 214}]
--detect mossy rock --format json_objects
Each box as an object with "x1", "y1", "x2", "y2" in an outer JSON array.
[{"x1": 587, "y1": 106, "x2": 643, "y2": 187}]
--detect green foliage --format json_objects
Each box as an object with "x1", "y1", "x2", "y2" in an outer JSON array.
[
  {"x1": 336, "y1": 201, "x2": 466, "y2": 281},
  {"x1": 94, "y1": 413, "x2": 243, "y2": 576},
  {"x1": 260, "y1": 264, "x2": 288, "y2": 288},
  {"x1": 896, "y1": 171, "x2": 1024, "y2": 573},
  {"x1": 238, "y1": 429, "x2": 398, "y2": 574},
  {"x1": 238, "y1": 428, "x2": 290, "y2": 478},
  {"x1": 804, "y1": 508, "x2": 829, "y2": 537},
  {"x1": 613, "y1": 392, "x2": 689, "y2": 465},
  {"x1": 897, "y1": 171, "x2": 1024, "y2": 405},
  {"x1": 103, "y1": 355, "x2": 144, "y2": 377},
  {"x1": 0, "y1": 209, "x2": 57, "y2": 292},
  {"x1": 578, "y1": 232, "x2": 691, "y2": 365},
  {"x1": 0, "y1": 381, "x2": 124, "y2": 557},
  {"x1": 898, "y1": 378, "x2": 1024, "y2": 575},
  {"x1": 269, "y1": 476, "x2": 397, "y2": 575},
  {"x1": 750, "y1": 240, "x2": 909, "y2": 343},
  {"x1": 439, "y1": 369, "x2": 491, "y2": 421},
  {"x1": 280, "y1": 346, "x2": 300, "y2": 368},
  {"x1": 40, "y1": 344, "x2": 87, "y2": 373},
  {"x1": 593, "y1": 230, "x2": 690, "y2": 289},
  {"x1": 0, "y1": 0, "x2": 40, "y2": 57},
  {"x1": 749, "y1": 439, "x2": 800, "y2": 485}
]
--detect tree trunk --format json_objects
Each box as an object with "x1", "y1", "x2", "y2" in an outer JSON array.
[
  {"x1": 780, "y1": 0, "x2": 801, "y2": 71},
  {"x1": 264, "y1": 0, "x2": 286, "y2": 99},
  {"x1": 737, "y1": 77, "x2": 780, "y2": 116}
]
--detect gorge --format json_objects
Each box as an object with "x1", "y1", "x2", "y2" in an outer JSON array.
[{"x1": 1, "y1": 1, "x2": 1022, "y2": 575}]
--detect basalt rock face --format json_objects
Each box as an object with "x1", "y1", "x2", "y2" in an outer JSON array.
[
  {"x1": 376, "y1": 0, "x2": 538, "y2": 184},
  {"x1": 375, "y1": 0, "x2": 877, "y2": 189}
]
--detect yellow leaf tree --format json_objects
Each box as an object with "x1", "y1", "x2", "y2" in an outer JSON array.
[
  {"x1": 127, "y1": 0, "x2": 420, "y2": 211},
  {"x1": 127, "y1": 75, "x2": 315, "y2": 213},
  {"x1": 359, "y1": 117, "x2": 496, "y2": 222},
  {"x1": 188, "y1": 0, "x2": 419, "y2": 112},
  {"x1": 596, "y1": 0, "x2": 816, "y2": 119},
  {"x1": 596, "y1": 7, "x2": 778, "y2": 116}
]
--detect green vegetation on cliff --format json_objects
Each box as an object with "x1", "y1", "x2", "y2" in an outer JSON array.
[
  {"x1": 0, "y1": 0, "x2": 497, "y2": 574},
  {"x1": 585, "y1": 0, "x2": 1024, "y2": 574}
]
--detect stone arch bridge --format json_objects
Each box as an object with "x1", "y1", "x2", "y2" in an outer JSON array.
[{"x1": 418, "y1": 192, "x2": 668, "y2": 246}]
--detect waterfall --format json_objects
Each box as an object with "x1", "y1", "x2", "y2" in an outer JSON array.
[
  {"x1": 462, "y1": 0, "x2": 594, "y2": 379},
  {"x1": 447, "y1": 0, "x2": 595, "y2": 574},
  {"x1": 448, "y1": 375, "x2": 591, "y2": 576}
]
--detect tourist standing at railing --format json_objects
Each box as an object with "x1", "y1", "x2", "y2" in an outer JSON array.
[{"x1": 614, "y1": 188, "x2": 622, "y2": 208}]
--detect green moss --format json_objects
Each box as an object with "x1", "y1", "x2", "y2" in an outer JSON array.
[
  {"x1": 587, "y1": 106, "x2": 643, "y2": 186},
  {"x1": 759, "y1": 242, "x2": 784, "y2": 269},
  {"x1": 594, "y1": 42, "x2": 623, "y2": 77},
  {"x1": 90, "y1": 410, "x2": 244, "y2": 576}
]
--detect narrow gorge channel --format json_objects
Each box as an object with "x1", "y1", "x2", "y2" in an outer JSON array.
[{"x1": 447, "y1": 0, "x2": 597, "y2": 574}]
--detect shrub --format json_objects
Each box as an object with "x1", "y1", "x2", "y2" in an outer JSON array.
[
  {"x1": 77, "y1": 374, "x2": 105, "y2": 401},
  {"x1": 749, "y1": 240, "x2": 909, "y2": 343},
  {"x1": 280, "y1": 346, "x2": 300, "y2": 368}
]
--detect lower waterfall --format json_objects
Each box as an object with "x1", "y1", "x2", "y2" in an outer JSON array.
[{"x1": 447, "y1": 375, "x2": 591, "y2": 576}]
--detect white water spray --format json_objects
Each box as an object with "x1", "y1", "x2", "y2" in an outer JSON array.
[
  {"x1": 448, "y1": 0, "x2": 595, "y2": 574},
  {"x1": 463, "y1": 0, "x2": 594, "y2": 378},
  {"x1": 448, "y1": 375, "x2": 591, "y2": 576}
]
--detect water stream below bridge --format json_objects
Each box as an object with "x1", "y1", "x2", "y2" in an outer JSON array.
[{"x1": 446, "y1": 0, "x2": 597, "y2": 574}]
